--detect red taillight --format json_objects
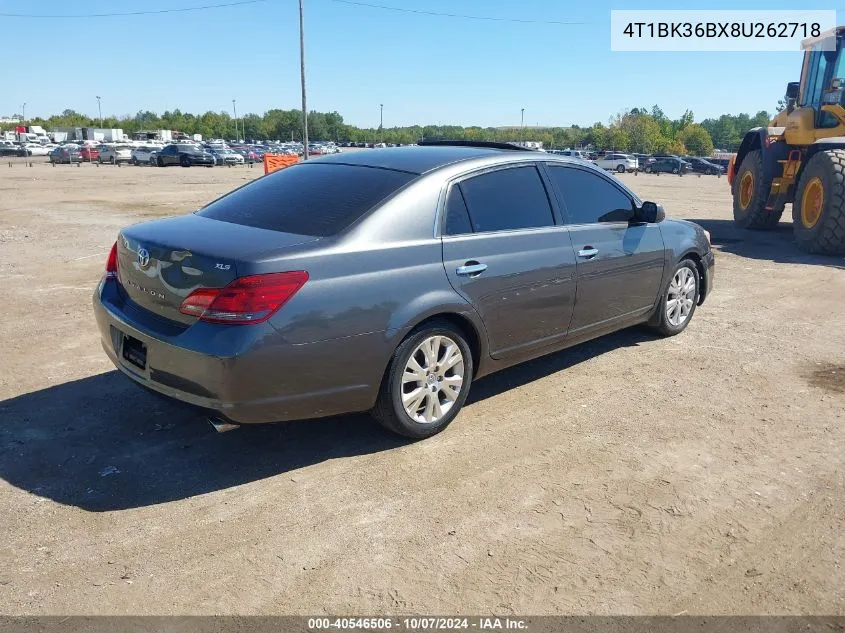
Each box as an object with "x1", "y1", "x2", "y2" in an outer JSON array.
[
  {"x1": 179, "y1": 271, "x2": 309, "y2": 325},
  {"x1": 105, "y1": 242, "x2": 118, "y2": 279}
]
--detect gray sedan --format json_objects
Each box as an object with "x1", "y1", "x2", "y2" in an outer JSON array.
[{"x1": 93, "y1": 142, "x2": 714, "y2": 439}]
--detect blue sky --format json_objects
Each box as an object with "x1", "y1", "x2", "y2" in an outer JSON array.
[{"x1": 1, "y1": 0, "x2": 828, "y2": 127}]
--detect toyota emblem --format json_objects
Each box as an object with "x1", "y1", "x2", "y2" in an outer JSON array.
[{"x1": 137, "y1": 247, "x2": 150, "y2": 268}]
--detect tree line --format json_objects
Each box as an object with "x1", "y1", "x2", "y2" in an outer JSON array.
[{"x1": 14, "y1": 105, "x2": 772, "y2": 155}]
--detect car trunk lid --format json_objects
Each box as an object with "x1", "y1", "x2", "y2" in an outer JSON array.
[{"x1": 116, "y1": 214, "x2": 319, "y2": 325}]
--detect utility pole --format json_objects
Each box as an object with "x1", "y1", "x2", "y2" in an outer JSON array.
[
  {"x1": 232, "y1": 99, "x2": 238, "y2": 143},
  {"x1": 96, "y1": 96, "x2": 102, "y2": 127},
  {"x1": 299, "y1": 0, "x2": 309, "y2": 160}
]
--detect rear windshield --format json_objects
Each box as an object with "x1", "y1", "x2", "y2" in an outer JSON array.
[{"x1": 196, "y1": 163, "x2": 416, "y2": 236}]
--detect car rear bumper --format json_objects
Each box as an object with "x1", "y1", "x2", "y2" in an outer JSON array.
[{"x1": 93, "y1": 279, "x2": 383, "y2": 424}]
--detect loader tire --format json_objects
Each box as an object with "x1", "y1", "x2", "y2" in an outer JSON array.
[
  {"x1": 733, "y1": 150, "x2": 782, "y2": 229},
  {"x1": 792, "y1": 150, "x2": 845, "y2": 255}
]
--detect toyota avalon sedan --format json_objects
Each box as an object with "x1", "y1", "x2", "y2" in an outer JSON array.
[{"x1": 94, "y1": 141, "x2": 714, "y2": 439}]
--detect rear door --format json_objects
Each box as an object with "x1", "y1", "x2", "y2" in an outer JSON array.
[
  {"x1": 545, "y1": 164, "x2": 665, "y2": 336},
  {"x1": 160, "y1": 145, "x2": 177, "y2": 165},
  {"x1": 440, "y1": 164, "x2": 577, "y2": 359}
]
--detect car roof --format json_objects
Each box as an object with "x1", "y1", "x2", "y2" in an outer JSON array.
[{"x1": 308, "y1": 145, "x2": 533, "y2": 175}]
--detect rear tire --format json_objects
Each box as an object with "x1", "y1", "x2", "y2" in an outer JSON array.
[
  {"x1": 791, "y1": 150, "x2": 845, "y2": 255},
  {"x1": 733, "y1": 149, "x2": 782, "y2": 229},
  {"x1": 372, "y1": 320, "x2": 473, "y2": 440},
  {"x1": 651, "y1": 259, "x2": 700, "y2": 337},
  {"x1": 157, "y1": 156, "x2": 164, "y2": 167},
  {"x1": 616, "y1": 164, "x2": 625, "y2": 173}
]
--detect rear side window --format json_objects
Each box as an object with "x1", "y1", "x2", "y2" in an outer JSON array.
[
  {"x1": 547, "y1": 166, "x2": 634, "y2": 225},
  {"x1": 197, "y1": 163, "x2": 415, "y2": 236},
  {"x1": 458, "y1": 166, "x2": 554, "y2": 233},
  {"x1": 444, "y1": 186, "x2": 473, "y2": 235}
]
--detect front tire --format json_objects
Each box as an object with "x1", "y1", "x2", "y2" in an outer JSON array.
[
  {"x1": 651, "y1": 259, "x2": 700, "y2": 337},
  {"x1": 157, "y1": 156, "x2": 164, "y2": 167},
  {"x1": 792, "y1": 149, "x2": 845, "y2": 255},
  {"x1": 616, "y1": 164, "x2": 625, "y2": 173},
  {"x1": 733, "y1": 149, "x2": 782, "y2": 229},
  {"x1": 372, "y1": 321, "x2": 473, "y2": 439}
]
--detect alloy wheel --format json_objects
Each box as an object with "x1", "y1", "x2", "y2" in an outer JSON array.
[
  {"x1": 666, "y1": 267, "x2": 696, "y2": 327},
  {"x1": 401, "y1": 335, "x2": 464, "y2": 424}
]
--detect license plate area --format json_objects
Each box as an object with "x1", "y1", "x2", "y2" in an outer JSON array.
[{"x1": 122, "y1": 335, "x2": 147, "y2": 370}]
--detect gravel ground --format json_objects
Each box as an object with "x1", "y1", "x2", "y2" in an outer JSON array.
[{"x1": 0, "y1": 159, "x2": 843, "y2": 615}]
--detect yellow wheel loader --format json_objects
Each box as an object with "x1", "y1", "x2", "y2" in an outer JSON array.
[{"x1": 729, "y1": 27, "x2": 845, "y2": 254}]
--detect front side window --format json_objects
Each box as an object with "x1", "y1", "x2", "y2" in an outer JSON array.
[
  {"x1": 547, "y1": 166, "x2": 634, "y2": 225},
  {"x1": 458, "y1": 166, "x2": 555, "y2": 233}
]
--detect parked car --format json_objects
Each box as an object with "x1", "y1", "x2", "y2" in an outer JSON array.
[
  {"x1": 80, "y1": 146, "x2": 99, "y2": 162},
  {"x1": 644, "y1": 157, "x2": 691, "y2": 175},
  {"x1": 94, "y1": 141, "x2": 714, "y2": 439},
  {"x1": 210, "y1": 147, "x2": 245, "y2": 166},
  {"x1": 632, "y1": 153, "x2": 656, "y2": 167},
  {"x1": 684, "y1": 157, "x2": 724, "y2": 175},
  {"x1": 98, "y1": 145, "x2": 133, "y2": 164},
  {"x1": 131, "y1": 146, "x2": 159, "y2": 165},
  {"x1": 558, "y1": 149, "x2": 590, "y2": 160},
  {"x1": 594, "y1": 153, "x2": 638, "y2": 173},
  {"x1": 18, "y1": 143, "x2": 50, "y2": 157},
  {"x1": 154, "y1": 144, "x2": 215, "y2": 167},
  {"x1": 49, "y1": 145, "x2": 82, "y2": 164},
  {"x1": 0, "y1": 141, "x2": 20, "y2": 156}
]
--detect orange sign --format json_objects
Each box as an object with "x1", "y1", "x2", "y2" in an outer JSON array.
[{"x1": 263, "y1": 153, "x2": 300, "y2": 174}]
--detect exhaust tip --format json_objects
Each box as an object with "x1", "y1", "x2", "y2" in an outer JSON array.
[{"x1": 207, "y1": 416, "x2": 241, "y2": 433}]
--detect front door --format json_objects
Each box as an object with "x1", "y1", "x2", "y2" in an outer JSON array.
[{"x1": 545, "y1": 164, "x2": 666, "y2": 336}]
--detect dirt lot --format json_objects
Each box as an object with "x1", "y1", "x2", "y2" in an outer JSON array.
[{"x1": 1, "y1": 158, "x2": 843, "y2": 615}]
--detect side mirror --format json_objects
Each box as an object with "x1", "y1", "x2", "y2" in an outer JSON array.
[
  {"x1": 638, "y1": 201, "x2": 665, "y2": 224},
  {"x1": 786, "y1": 81, "x2": 800, "y2": 100}
]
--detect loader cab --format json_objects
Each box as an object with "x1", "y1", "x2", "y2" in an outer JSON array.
[{"x1": 786, "y1": 29, "x2": 845, "y2": 141}]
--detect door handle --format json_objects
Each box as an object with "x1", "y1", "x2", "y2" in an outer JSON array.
[
  {"x1": 456, "y1": 262, "x2": 487, "y2": 276},
  {"x1": 577, "y1": 247, "x2": 599, "y2": 258}
]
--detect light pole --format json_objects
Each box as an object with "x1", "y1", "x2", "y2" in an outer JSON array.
[
  {"x1": 21, "y1": 102, "x2": 26, "y2": 123},
  {"x1": 96, "y1": 96, "x2": 102, "y2": 127},
  {"x1": 299, "y1": 0, "x2": 309, "y2": 160},
  {"x1": 232, "y1": 99, "x2": 238, "y2": 142},
  {"x1": 520, "y1": 108, "x2": 525, "y2": 140},
  {"x1": 379, "y1": 103, "x2": 383, "y2": 142}
]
